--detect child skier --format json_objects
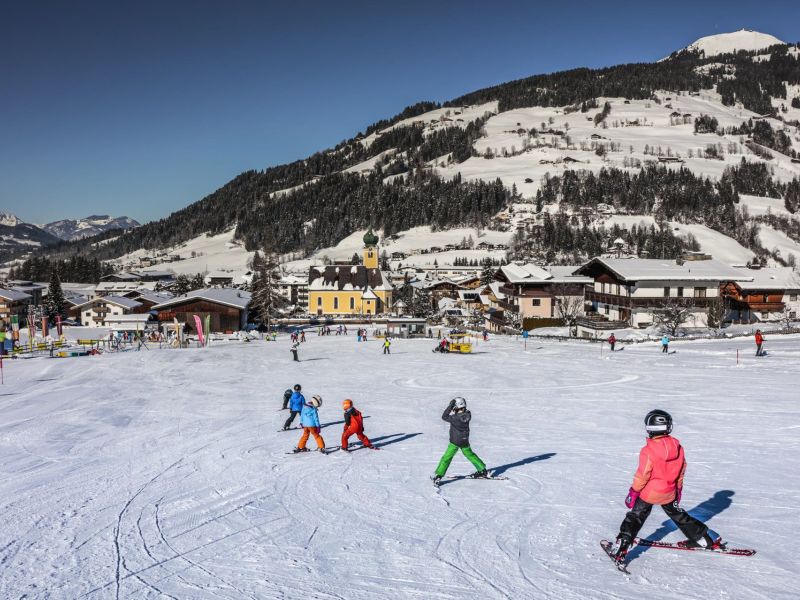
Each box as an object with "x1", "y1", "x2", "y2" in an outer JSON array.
[
  {"x1": 608, "y1": 333, "x2": 616, "y2": 352},
  {"x1": 340, "y1": 399, "x2": 375, "y2": 451},
  {"x1": 291, "y1": 342, "x2": 299, "y2": 362},
  {"x1": 293, "y1": 395, "x2": 326, "y2": 453},
  {"x1": 432, "y1": 397, "x2": 487, "y2": 485},
  {"x1": 283, "y1": 384, "x2": 304, "y2": 430},
  {"x1": 661, "y1": 334, "x2": 669, "y2": 353},
  {"x1": 383, "y1": 337, "x2": 391, "y2": 355},
  {"x1": 281, "y1": 388, "x2": 292, "y2": 410},
  {"x1": 609, "y1": 410, "x2": 722, "y2": 565},
  {"x1": 755, "y1": 329, "x2": 764, "y2": 356}
]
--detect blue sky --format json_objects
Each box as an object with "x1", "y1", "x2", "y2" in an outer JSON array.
[{"x1": 2, "y1": 1, "x2": 798, "y2": 225}]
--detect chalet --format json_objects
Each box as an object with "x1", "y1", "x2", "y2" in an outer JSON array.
[
  {"x1": 94, "y1": 280, "x2": 157, "y2": 299},
  {"x1": 101, "y1": 272, "x2": 141, "y2": 283},
  {"x1": 64, "y1": 293, "x2": 88, "y2": 319},
  {"x1": 276, "y1": 274, "x2": 309, "y2": 311},
  {"x1": 575, "y1": 257, "x2": 749, "y2": 328},
  {"x1": 308, "y1": 230, "x2": 393, "y2": 316},
  {"x1": 0, "y1": 289, "x2": 32, "y2": 324},
  {"x1": 123, "y1": 290, "x2": 174, "y2": 313},
  {"x1": 658, "y1": 156, "x2": 684, "y2": 163},
  {"x1": 476, "y1": 242, "x2": 491, "y2": 251},
  {"x1": 722, "y1": 267, "x2": 800, "y2": 323},
  {"x1": 391, "y1": 251, "x2": 408, "y2": 260},
  {"x1": 7, "y1": 280, "x2": 46, "y2": 305},
  {"x1": 410, "y1": 278, "x2": 463, "y2": 311},
  {"x1": 76, "y1": 296, "x2": 143, "y2": 328},
  {"x1": 152, "y1": 288, "x2": 252, "y2": 333},
  {"x1": 495, "y1": 263, "x2": 592, "y2": 320}
]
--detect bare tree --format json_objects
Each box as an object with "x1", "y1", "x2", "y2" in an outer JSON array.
[
  {"x1": 706, "y1": 294, "x2": 727, "y2": 332},
  {"x1": 654, "y1": 299, "x2": 695, "y2": 336},
  {"x1": 553, "y1": 283, "x2": 585, "y2": 336}
]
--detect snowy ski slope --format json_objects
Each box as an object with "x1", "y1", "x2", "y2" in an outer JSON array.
[{"x1": 1, "y1": 334, "x2": 799, "y2": 598}]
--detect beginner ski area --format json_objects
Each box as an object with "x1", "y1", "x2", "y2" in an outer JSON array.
[{"x1": 1, "y1": 334, "x2": 798, "y2": 599}]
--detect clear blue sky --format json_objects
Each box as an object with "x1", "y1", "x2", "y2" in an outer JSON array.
[{"x1": 2, "y1": 1, "x2": 798, "y2": 225}]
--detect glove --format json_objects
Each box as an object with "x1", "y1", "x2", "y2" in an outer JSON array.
[
  {"x1": 625, "y1": 487, "x2": 640, "y2": 509},
  {"x1": 675, "y1": 487, "x2": 682, "y2": 505}
]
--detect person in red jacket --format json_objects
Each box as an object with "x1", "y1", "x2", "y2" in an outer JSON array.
[
  {"x1": 341, "y1": 399, "x2": 375, "y2": 451},
  {"x1": 755, "y1": 329, "x2": 764, "y2": 357},
  {"x1": 609, "y1": 410, "x2": 722, "y2": 564},
  {"x1": 608, "y1": 333, "x2": 617, "y2": 352}
]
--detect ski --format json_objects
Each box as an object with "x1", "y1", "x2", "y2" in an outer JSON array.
[
  {"x1": 633, "y1": 538, "x2": 755, "y2": 556},
  {"x1": 286, "y1": 449, "x2": 329, "y2": 455},
  {"x1": 278, "y1": 427, "x2": 300, "y2": 432},
  {"x1": 442, "y1": 474, "x2": 508, "y2": 481},
  {"x1": 599, "y1": 540, "x2": 630, "y2": 574}
]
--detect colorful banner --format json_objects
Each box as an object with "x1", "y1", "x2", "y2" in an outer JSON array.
[
  {"x1": 10, "y1": 315, "x2": 19, "y2": 341},
  {"x1": 204, "y1": 314, "x2": 211, "y2": 344},
  {"x1": 173, "y1": 318, "x2": 181, "y2": 347},
  {"x1": 193, "y1": 314, "x2": 205, "y2": 347},
  {"x1": 42, "y1": 316, "x2": 49, "y2": 338},
  {"x1": 56, "y1": 315, "x2": 63, "y2": 337},
  {"x1": 28, "y1": 313, "x2": 35, "y2": 350}
]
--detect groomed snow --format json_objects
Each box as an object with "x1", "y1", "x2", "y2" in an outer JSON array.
[{"x1": 1, "y1": 334, "x2": 799, "y2": 598}]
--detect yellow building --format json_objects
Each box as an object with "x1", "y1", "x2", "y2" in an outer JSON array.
[{"x1": 308, "y1": 230, "x2": 393, "y2": 316}]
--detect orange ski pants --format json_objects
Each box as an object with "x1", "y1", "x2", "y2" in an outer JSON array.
[{"x1": 298, "y1": 427, "x2": 325, "y2": 449}]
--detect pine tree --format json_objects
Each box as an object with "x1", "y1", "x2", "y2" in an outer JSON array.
[
  {"x1": 480, "y1": 261, "x2": 495, "y2": 285},
  {"x1": 249, "y1": 242, "x2": 285, "y2": 332},
  {"x1": 44, "y1": 270, "x2": 67, "y2": 321}
]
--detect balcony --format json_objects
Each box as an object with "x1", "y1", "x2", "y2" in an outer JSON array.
[{"x1": 586, "y1": 291, "x2": 713, "y2": 309}]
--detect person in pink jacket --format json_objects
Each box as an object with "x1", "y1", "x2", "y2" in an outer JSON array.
[{"x1": 609, "y1": 410, "x2": 722, "y2": 563}]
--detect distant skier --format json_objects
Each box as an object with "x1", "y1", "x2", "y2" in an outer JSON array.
[
  {"x1": 281, "y1": 388, "x2": 292, "y2": 410},
  {"x1": 608, "y1": 333, "x2": 616, "y2": 352},
  {"x1": 661, "y1": 334, "x2": 669, "y2": 353},
  {"x1": 283, "y1": 384, "x2": 304, "y2": 430},
  {"x1": 383, "y1": 337, "x2": 391, "y2": 355},
  {"x1": 293, "y1": 394, "x2": 326, "y2": 453},
  {"x1": 291, "y1": 342, "x2": 299, "y2": 362},
  {"x1": 755, "y1": 329, "x2": 764, "y2": 357},
  {"x1": 608, "y1": 410, "x2": 722, "y2": 565},
  {"x1": 300, "y1": 330, "x2": 306, "y2": 343},
  {"x1": 432, "y1": 397, "x2": 487, "y2": 486},
  {"x1": 340, "y1": 399, "x2": 375, "y2": 451}
]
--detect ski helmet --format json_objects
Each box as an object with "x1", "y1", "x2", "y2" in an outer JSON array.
[
  {"x1": 342, "y1": 399, "x2": 353, "y2": 410},
  {"x1": 644, "y1": 409, "x2": 672, "y2": 436},
  {"x1": 453, "y1": 397, "x2": 467, "y2": 410},
  {"x1": 294, "y1": 384, "x2": 302, "y2": 391},
  {"x1": 310, "y1": 395, "x2": 322, "y2": 408}
]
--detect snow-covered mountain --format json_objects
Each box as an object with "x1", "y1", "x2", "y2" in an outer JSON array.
[
  {"x1": 42, "y1": 215, "x2": 140, "y2": 241},
  {"x1": 0, "y1": 219, "x2": 61, "y2": 260},
  {"x1": 0, "y1": 212, "x2": 23, "y2": 227},
  {"x1": 676, "y1": 29, "x2": 785, "y2": 59}
]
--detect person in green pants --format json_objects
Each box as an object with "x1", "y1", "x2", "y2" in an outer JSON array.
[{"x1": 432, "y1": 397, "x2": 487, "y2": 486}]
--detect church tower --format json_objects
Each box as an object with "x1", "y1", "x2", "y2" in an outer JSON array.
[{"x1": 363, "y1": 228, "x2": 379, "y2": 269}]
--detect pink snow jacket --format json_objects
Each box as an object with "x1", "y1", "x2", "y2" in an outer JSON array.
[{"x1": 631, "y1": 435, "x2": 686, "y2": 505}]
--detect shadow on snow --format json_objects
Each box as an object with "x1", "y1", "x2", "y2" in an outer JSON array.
[{"x1": 490, "y1": 453, "x2": 557, "y2": 476}]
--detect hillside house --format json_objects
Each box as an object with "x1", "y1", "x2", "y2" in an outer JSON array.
[
  {"x1": 722, "y1": 267, "x2": 800, "y2": 323},
  {"x1": 152, "y1": 288, "x2": 251, "y2": 333},
  {"x1": 0, "y1": 289, "x2": 32, "y2": 324},
  {"x1": 494, "y1": 263, "x2": 591, "y2": 321},
  {"x1": 76, "y1": 296, "x2": 143, "y2": 328}
]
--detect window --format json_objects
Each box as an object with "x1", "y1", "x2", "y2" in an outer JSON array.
[
  {"x1": 317, "y1": 297, "x2": 322, "y2": 307},
  {"x1": 350, "y1": 298, "x2": 355, "y2": 310},
  {"x1": 603, "y1": 305, "x2": 610, "y2": 315},
  {"x1": 532, "y1": 299, "x2": 541, "y2": 307},
  {"x1": 333, "y1": 297, "x2": 339, "y2": 310},
  {"x1": 791, "y1": 312, "x2": 797, "y2": 319},
  {"x1": 677, "y1": 287, "x2": 684, "y2": 297},
  {"x1": 790, "y1": 294, "x2": 798, "y2": 302},
  {"x1": 761, "y1": 312, "x2": 769, "y2": 319},
  {"x1": 663, "y1": 287, "x2": 670, "y2": 297},
  {"x1": 694, "y1": 287, "x2": 707, "y2": 298}
]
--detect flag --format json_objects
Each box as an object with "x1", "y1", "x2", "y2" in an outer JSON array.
[
  {"x1": 193, "y1": 315, "x2": 205, "y2": 347},
  {"x1": 56, "y1": 315, "x2": 63, "y2": 337},
  {"x1": 10, "y1": 315, "x2": 19, "y2": 341},
  {"x1": 204, "y1": 314, "x2": 211, "y2": 344},
  {"x1": 42, "y1": 316, "x2": 49, "y2": 338}
]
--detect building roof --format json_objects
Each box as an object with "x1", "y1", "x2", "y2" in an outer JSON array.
[
  {"x1": 309, "y1": 265, "x2": 393, "y2": 292},
  {"x1": 152, "y1": 288, "x2": 252, "y2": 311},
  {"x1": 130, "y1": 290, "x2": 174, "y2": 304},
  {"x1": 362, "y1": 288, "x2": 378, "y2": 300},
  {"x1": 500, "y1": 263, "x2": 593, "y2": 284},
  {"x1": 576, "y1": 257, "x2": 752, "y2": 283},
  {"x1": 0, "y1": 288, "x2": 32, "y2": 302},
  {"x1": 104, "y1": 295, "x2": 143, "y2": 309},
  {"x1": 733, "y1": 267, "x2": 800, "y2": 291},
  {"x1": 104, "y1": 314, "x2": 152, "y2": 324}
]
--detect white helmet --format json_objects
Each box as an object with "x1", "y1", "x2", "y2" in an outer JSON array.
[
  {"x1": 453, "y1": 397, "x2": 467, "y2": 410},
  {"x1": 310, "y1": 395, "x2": 323, "y2": 408}
]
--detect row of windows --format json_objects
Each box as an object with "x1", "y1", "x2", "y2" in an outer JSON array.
[{"x1": 316, "y1": 297, "x2": 357, "y2": 310}]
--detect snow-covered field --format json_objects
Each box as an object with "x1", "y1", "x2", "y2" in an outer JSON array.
[{"x1": 2, "y1": 333, "x2": 799, "y2": 599}]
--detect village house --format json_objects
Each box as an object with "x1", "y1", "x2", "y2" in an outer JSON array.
[
  {"x1": 722, "y1": 267, "x2": 800, "y2": 323},
  {"x1": 574, "y1": 257, "x2": 749, "y2": 329},
  {"x1": 410, "y1": 278, "x2": 463, "y2": 311},
  {"x1": 75, "y1": 296, "x2": 143, "y2": 328},
  {"x1": 0, "y1": 289, "x2": 32, "y2": 324},
  {"x1": 494, "y1": 263, "x2": 592, "y2": 322},
  {"x1": 307, "y1": 230, "x2": 393, "y2": 316},
  {"x1": 152, "y1": 288, "x2": 252, "y2": 333},
  {"x1": 7, "y1": 280, "x2": 46, "y2": 306},
  {"x1": 276, "y1": 274, "x2": 309, "y2": 312}
]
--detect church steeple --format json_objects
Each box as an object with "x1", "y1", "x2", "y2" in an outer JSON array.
[{"x1": 363, "y1": 228, "x2": 379, "y2": 269}]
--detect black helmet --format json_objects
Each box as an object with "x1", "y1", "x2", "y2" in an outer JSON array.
[
  {"x1": 294, "y1": 384, "x2": 301, "y2": 391},
  {"x1": 644, "y1": 409, "x2": 673, "y2": 437}
]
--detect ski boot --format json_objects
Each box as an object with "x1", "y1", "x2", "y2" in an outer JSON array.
[
  {"x1": 317, "y1": 447, "x2": 327, "y2": 454},
  {"x1": 431, "y1": 474, "x2": 442, "y2": 487},
  {"x1": 292, "y1": 447, "x2": 309, "y2": 454},
  {"x1": 469, "y1": 469, "x2": 489, "y2": 479},
  {"x1": 340, "y1": 445, "x2": 350, "y2": 453},
  {"x1": 678, "y1": 531, "x2": 723, "y2": 550},
  {"x1": 610, "y1": 535, "x2": 631, "y2": 564}
]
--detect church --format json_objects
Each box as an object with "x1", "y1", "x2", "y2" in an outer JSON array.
[{"x1": 307, "y1": 229, "x2": 394, "y2": 316}]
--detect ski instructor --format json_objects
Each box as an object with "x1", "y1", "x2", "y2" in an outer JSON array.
[{"x1": 431, "y1": 397, "x2": 487, "y2": 486}]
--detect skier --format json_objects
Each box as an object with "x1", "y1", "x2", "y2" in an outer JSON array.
[
  {"x1": 608, "y1": 410, "x2": 722, "y2": 564},
  {"x1": 281, "y1": 388, "x2": 293, "y2": 410},
  {"x1": 291, "y1": 342, "x2": 299, "y2": 362},
  {"x1": 608, "y1": 333, "x2": 616, "y2": 352},
  {"x1": 340, "y1": 399, "x2": 374, "y2": 451},
  {"x1": 755, "y1": 329, "x2": 764, "y2": 357},
  {"x1": 383, "y1": 337, "x2": 391, "y2": 355},
  {"x1": 661, "y1": 334, "x2": 669, "y2": 353},
  {"x1": 432, "y1": 397, "x2": 487, "y2": 486},
  {"x1": 293, "y1": 394, "x2": 326, "y2": 453},
  {"x1": 283, "y1": 384, "x2": 304, "y2": 430},
  {"x1": 300, "y1": 330, "x2": 306, "y2": 343}
]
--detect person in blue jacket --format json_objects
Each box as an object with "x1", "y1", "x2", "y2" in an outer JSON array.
[
  {"x1": 283, "y1": 384, "x2": 304, "y2": 430},
  {"x1": 293, "y1": 395, "x2": 326, "y2": 453},
  {"x1": 661, "y1": 335, "x2": 670, "y2": 353}
]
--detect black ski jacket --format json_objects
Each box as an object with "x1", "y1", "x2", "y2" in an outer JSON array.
[{"x1": 442, "y1": 405, "x2": 471, "y2": 447}]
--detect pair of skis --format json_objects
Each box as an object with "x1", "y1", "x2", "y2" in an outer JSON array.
[
  {"x1": 286, "y1": 445, "x2": 381, "y2": 455},
  {"x1": 433, "y1": 473, "x2": 508, "y2": 487},
  {"x1": 600, "y1": 538, "x2": 756, "y2": 574}
]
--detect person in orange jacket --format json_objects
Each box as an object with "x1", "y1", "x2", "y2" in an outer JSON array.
[
  {"x1": 340, "y1": 399, "x2": 376, "y2": 451},
  {"x1": 609, "y1": 410, "x2": 722, "y2": 564},
  {"x1": 755, "y1": 329, "x2": 764, "y2": 357}
]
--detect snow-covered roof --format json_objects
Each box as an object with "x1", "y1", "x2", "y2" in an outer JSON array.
[
  {"x1": 362, "y1": 288, "x2": 377, "y2": 300},
  {"x1": 104, "y1": 295, "x2": 143, "y2": 309},
  {"x1": 152, "y1": 288, "x2": 252, "y2": 311},
  {"x1": 104, "y1": 314, "x2": 152, "y2": 324},
  {"x1": 577, "y1": 257, "x2": 753, "y2": 282},
  {"x1": 500, "y1": 263, "x2": 593, "y2": 284},
  {"x1": 132, "y1": 290, "x2": 174, "y2": 304},
  {"x1": 733, "y1": 267, "x2": 800, "y2": 291},
  {"x1": 0, "y1": 288, "x2": 31, "y2": 302}
]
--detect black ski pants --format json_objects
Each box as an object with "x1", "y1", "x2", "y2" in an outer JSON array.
[
  {"x1": 284, "y1": 410, "x2": 299, "y2": 429},
  {"x1": 291, "y1": 350, "x2": 299, "y2": 362},
  {"x1": 619, "y1": 498, "x2": 707, "y2": 543}
]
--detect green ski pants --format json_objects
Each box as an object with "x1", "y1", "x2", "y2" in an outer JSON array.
[{"x1": 435, "y1": 443, "x2": 486, "y2": 477}]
